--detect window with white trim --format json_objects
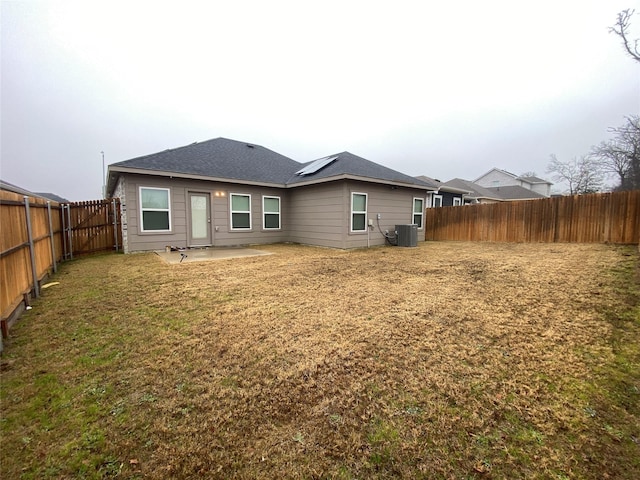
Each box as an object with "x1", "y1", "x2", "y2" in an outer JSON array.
[
  {"x1": 140, "y1": 187, "x2": 171, "y2": 232},
  {"x1": 230, "y1": 193, "x2": 251, "y2": 229},
  {"x1": 413, "y1": 198, "x2": 424, "y2": 228},
  {"x1": 432, "y1": 195, "x2": 443, "y2": 207},
  {"x1": 453, "y1": 197, "x2": 462, "y2": 206},
  {"x1": 351, "y1": 192, "x2": 367, "y2": 232},
  {"x1": 263, "y1": 195, "x2": 280, "y2": 230}
]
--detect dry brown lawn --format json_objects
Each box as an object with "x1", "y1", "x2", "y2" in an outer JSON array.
[{"x1": 1, "y1": 242, "x2": 639, "y2": 479}]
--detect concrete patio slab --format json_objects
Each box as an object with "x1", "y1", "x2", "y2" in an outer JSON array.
[{"x1": 155, "y1": 247, "x2": 273, "y2": 264}]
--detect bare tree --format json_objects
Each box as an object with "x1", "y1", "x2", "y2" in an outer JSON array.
[
  {"x1": 546, "y1": 155, "x2": 605, "y2": 195},
  {"x1": 591, "y1": 115, "x2": 640, "y2": 191},
  {"x1": 610, "y1": 9, "x2": 640, "y2": 62}
]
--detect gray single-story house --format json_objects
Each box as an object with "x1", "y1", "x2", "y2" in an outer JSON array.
[{"x1": 106, "y1": 138, "x2": 435, "y2": 252}]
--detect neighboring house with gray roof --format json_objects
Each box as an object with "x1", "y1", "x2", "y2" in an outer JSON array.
[
  {"x1": 35, "y1": 193, "x2": 70, "y2": 203},
  {"x1": 106, "y1": 137, "x2": 435, "y2": 252},
  {"x1": 415, "y1": 175, "x2": 471, "y2": 207},
  {"x1": 442, "y1": 178, "x2": 504, "y2": 204},
  {"x1": 485, "y1": 185, "x2": 547, "y2": 201},
  {"x1": 474, "y1": 168, "x2": 552, "y2": 197},
  {"x1": 0, "y1": 180, "x2": 68, "y2": 203},
  {"x1": 443, "y1": 178, "x2": 548, "y2": 203}
]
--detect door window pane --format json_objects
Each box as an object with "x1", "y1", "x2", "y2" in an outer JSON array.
[{"x1": 191, "y1": 195, "x2": 208, "y2": 239}]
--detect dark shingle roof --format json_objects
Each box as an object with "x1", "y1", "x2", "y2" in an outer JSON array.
[
  {"x1": 108, "y1": 139, "x2": 432, "y2": 190},
  {"x1": 287, "y1": 152, "x2": 432, "y2": 188},
  {"x1": 109, "y1": 138, "x2": 301, "y2": 185}
]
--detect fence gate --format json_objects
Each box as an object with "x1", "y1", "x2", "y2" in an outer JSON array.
[{"x1": 62, "y1": 199, "x2": 122, "y2": 258}]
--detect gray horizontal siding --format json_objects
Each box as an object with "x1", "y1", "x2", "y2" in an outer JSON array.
[
  {"x1": 118, "y1": 173, "x2": 426, "y2": 252},
  {"x1": 121, "y1": 173, "x2": 289, "y2": 251},
  {"x1": 288, "y1": 183, "x2": 346, "y2": 248}
]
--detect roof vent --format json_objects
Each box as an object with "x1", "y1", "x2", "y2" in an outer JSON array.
[
  {"x1": 295, "y1": 155, "x2": 338, "y2": 176},
  {"x1": 246, "y1": 144, "x2": 255, "y2": 148}
]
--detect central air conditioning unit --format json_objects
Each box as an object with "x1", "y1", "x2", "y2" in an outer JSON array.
[{"x1": 395, "y1": 224, "x2": 417, "y2": 247}]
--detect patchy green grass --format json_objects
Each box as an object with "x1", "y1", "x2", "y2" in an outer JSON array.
[{"x1": 1, "y1": 242, "x2": 638, "y2": 479}]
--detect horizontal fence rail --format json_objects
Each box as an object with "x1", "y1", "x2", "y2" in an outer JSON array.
[
  {"x1": 424, "y1": 190, "x2": 640, "y2": 244},
  {"x1": 0, "y1": 192, "x2": 121, "y2": 344}
]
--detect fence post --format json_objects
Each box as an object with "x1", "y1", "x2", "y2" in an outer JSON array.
[
  {"x1": 66, "y1": 204, "x2": 74, "y2": 259},
  {"x1": 61, "y1": 204, "x2": 67, "y2": 259},
  {"x1": 47, "y1": 201, "x2": 58, "y2": 273},
  {"x1": 112, "y1": 198, "x2": 119, "y2": 252},
  {"x1": 24, "y1": 196, "x2": 40, "y2": 298}
]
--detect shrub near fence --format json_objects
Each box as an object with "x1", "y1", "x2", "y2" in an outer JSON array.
[{"x1": 424, "y1": 191, "x2": 640, "y2": 244}]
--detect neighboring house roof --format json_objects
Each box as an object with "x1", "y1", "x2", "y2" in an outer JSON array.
[
  {"x1": 35, "y1": 192, "x2": 70, "y2": 203},
  {"x1": 473, "y1": 167, "x2": 518, "y2": 183},
  {"x1": 516, "y1": 175, "x2": 552, "y2": 185},
  {"x1": 0, "y1": 180, "x2": 68, "y2": 203},
  {"x1": 442, "y1": 179, "x2": 547, "y2": 202},
  {"x1": 1, "y1": 179, "x2": 36, "y2": 196},
  {"x1": 442, "y1": 178, "x2": 503, "y2": 202},
  {"x1": 415, "y1": 175, "x2": 471, "y2": 194},
  {"x1": 414, "y1": 175, "x2": 441, "y2": 189},
  {"x1": 107, "y1": 137, "x2": 434, "y2": 194},
  {"x1": 474, "y1": 167, "x2": 552, "y2": 187},
  {"x1": 486, "y1": 185, "x2": 547, "y2": 200}
]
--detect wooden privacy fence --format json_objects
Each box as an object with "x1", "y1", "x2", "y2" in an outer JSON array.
[
  {"x1": 424, "y1": 190, "x2": 640, "y2": 244},
  {"x1": 63, "y1": 199, "x2": 122, "y2": 257},
  {"x1": 0, "y1": 192, "x2": 122, "y2": 343}
]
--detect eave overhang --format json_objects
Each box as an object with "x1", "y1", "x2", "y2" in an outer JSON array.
[
  {"x1": 107, "y1": 167, "x2": 437, "y2": 195},
  {"x1": 106, "y1": 166, "x2": 287, "y2": 195},
  {"x1": 286, "y1": 173, "x2": 436, "y2": 191}
]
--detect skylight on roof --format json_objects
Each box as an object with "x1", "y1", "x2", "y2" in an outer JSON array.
[{"x1": 295, "y1": 156, "x2": 338, "y2": 176}]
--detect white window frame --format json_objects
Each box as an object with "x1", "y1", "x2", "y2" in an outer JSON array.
[
  {"x1": 432, "y1": 195, "x2": 443, "y2": 208},
  {"x1": 230, "y1": 193, "x2": 252, "y2": 230},
  {"x1": 262, "y1": 195, "x2": 281, "y2": 230},
  {"x1": 413, "y1": 197, "x2": 424, "y2": 229},
  {"x1": 453, "y1": 197, "x2": 462, "y2": 206},
  {"x1": 139, "y1": 186, "x2": 171, "y2": 233},
  {"x1": 351, "y1": 192, "x2": 368, "y2": 233}
]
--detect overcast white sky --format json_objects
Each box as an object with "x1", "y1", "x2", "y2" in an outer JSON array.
[{"x1": 1, "y1": 0, "x2": 638, "y2": 200}]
